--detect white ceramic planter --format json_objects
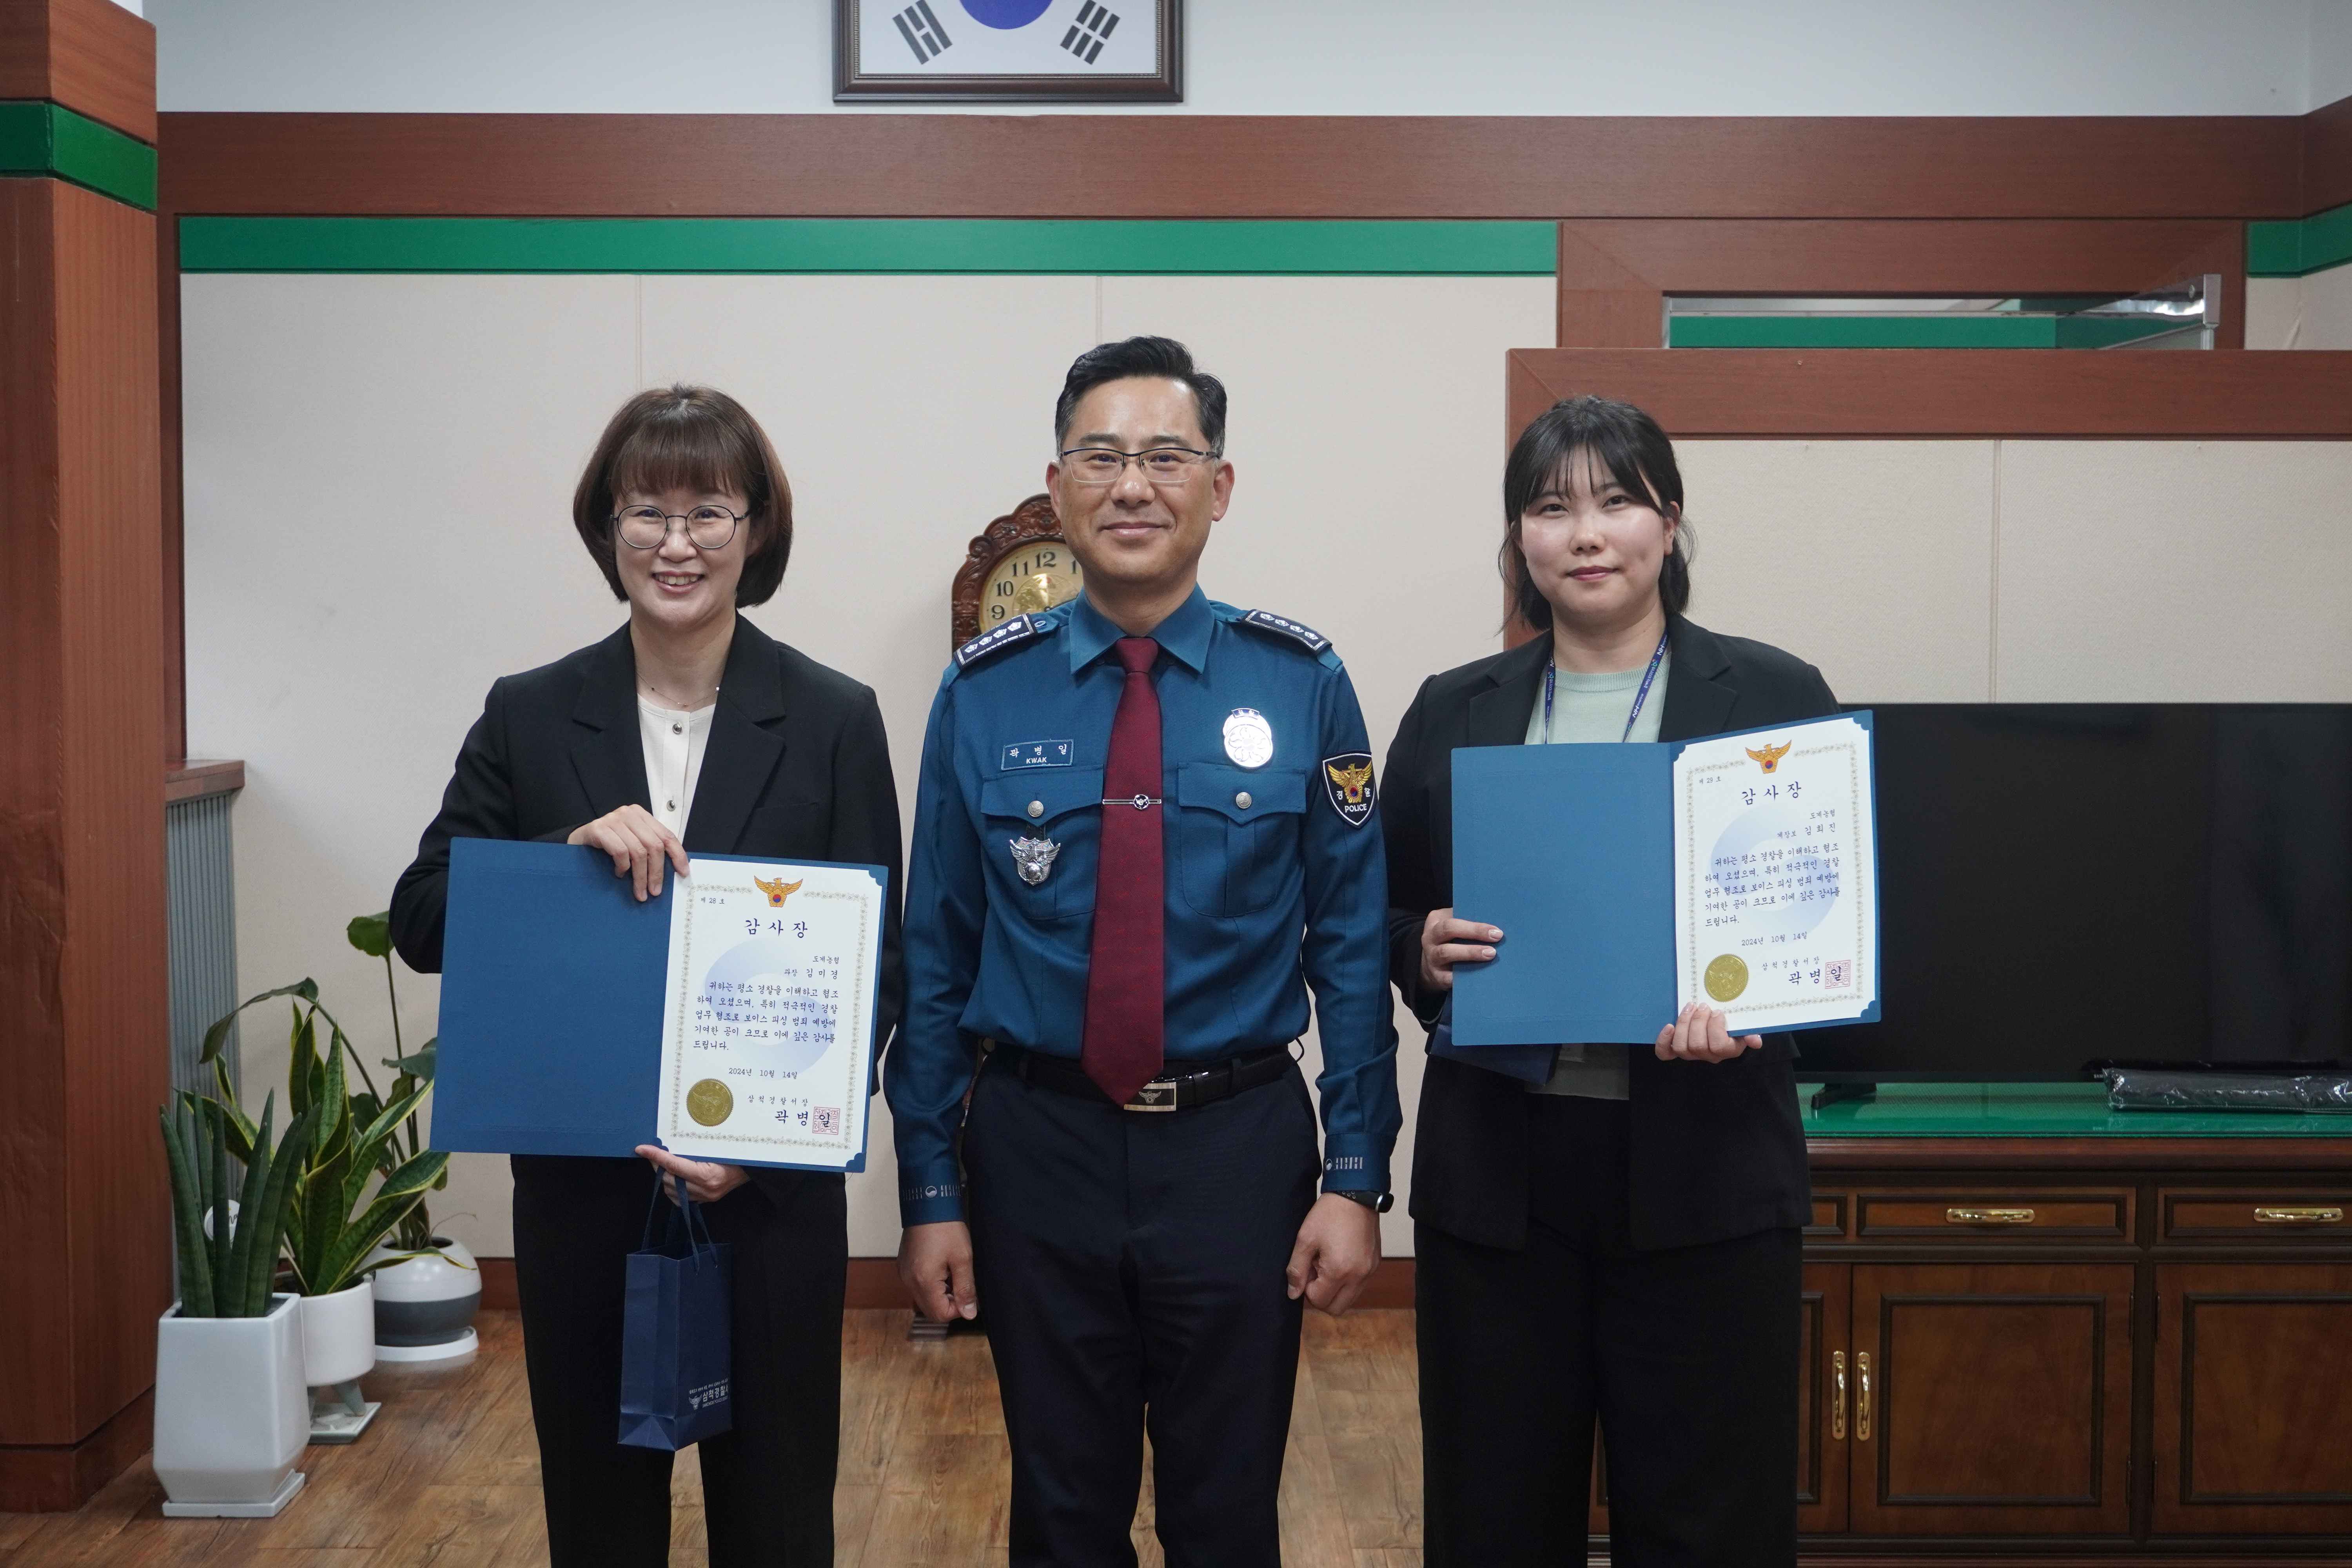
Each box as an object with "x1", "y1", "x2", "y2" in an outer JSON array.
[
  {"x1": 153, "y1": 1293, "x2": 309, "y2": 1517},
  {"x1": 366, "y1": 1237, "x2": 482, "y2": 1363},
  {"x1": 298, "y1": 1279, "x2": 376, "y2": 1387}
]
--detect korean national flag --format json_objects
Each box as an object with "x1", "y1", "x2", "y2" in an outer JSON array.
[{"x1": 863, "y1": 0, "x2": 1149, "y2": 75}]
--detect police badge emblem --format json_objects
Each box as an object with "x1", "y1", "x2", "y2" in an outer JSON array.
[
  {"x1": 1222, "y1": 708, "x2": 1274, "y2": 768},
  {"x1": 1009, "y1": 835, "x2": 1061, "y2": 886},
  {"x1": 1320, "y1": 753, "x2": 1377, "y2": 828}
]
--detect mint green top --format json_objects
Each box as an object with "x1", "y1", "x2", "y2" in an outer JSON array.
[{"x1": 1521, "y1": 653, "x2": 1672, "y2": 1100}]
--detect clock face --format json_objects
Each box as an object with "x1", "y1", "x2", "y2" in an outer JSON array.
[{"x1": 978, "y1": 539, "x2": 1084, "y2": 637}]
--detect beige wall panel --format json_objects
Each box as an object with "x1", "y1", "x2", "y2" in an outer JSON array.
[
  {"x1": 640, "y1": 274, "x2": 1098, "y2": 1255},
  {"x1": 1100, "y1": 274, "x2": 1556, "y2": 1254},
  {"x1": 2302, "y1": 263, "x2": 2352, "y2": 350},
  {"x1": 1675, "y1": 441, "x2": 1998, "y2": 702},
  {"x1": 1996, "y1": 440, "x2": 2352, "y2": 701},
  {"x1": 2245, "y1": 277, "x2": 2301, "y2": 349},
  {"x1": 183, "y1": 273, "x2": 644, "y2": 1259}
]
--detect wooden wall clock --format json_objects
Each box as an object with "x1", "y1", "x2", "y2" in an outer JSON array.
[{"x1": 951, "y1": 493, "x2": 1086, "y2": 647}]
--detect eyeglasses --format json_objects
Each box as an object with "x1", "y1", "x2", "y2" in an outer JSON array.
[
  {"x1": 1057, "y1": 446, "x2": 1221, "y2": 486},
  {"x1": 613, "y1": 505, "x2": 743, "y2": 551}
]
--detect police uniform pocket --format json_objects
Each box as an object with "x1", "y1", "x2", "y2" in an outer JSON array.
[
  {"x1": 981, "y1": 768, "x2": 1104, "y2": 919},
  {"x1": 1174, "y1": 764, "x2": 1306, "y2": 918}
]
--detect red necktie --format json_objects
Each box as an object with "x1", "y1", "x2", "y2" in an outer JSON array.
[{"x1": 1082, "y1": 636, "x2": 1166, "y2": 1105}]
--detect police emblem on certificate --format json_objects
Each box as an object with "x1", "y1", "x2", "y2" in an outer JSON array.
[
  {"x1": 1671, "y1": 715, "x2": 1878, "y2": 1031},
  {"x1": 653, "y1": 858, "x2": 887, "y2": 1171}
]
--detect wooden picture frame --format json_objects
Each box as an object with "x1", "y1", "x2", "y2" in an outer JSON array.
[{"x1": 835, "y1": 0, "x2": 1180, "y2": 102}]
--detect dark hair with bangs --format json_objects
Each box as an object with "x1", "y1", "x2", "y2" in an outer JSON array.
[
  {"x1": 1500, "y1": 394, "x2": 1693, "y2": 631},
  {"x1": 1054, "y1": 336, "x2": 1227, "y2": 452},
  {"x1": 571, "y1": 385, "x2": 793, "y2": 606}
]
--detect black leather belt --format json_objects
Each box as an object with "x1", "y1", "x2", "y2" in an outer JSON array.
[{"x1": 987, "y1": 1040, "x2": 1294, "y2": 1112}]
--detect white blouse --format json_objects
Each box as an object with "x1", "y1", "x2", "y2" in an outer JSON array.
[{"x1": 638, "y1": 698, "x2": 713, "y2": 839}]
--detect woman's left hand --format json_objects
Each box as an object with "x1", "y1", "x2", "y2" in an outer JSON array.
[
  {"x1": 1654, "y1": 1002, "x2": 1763, "y2": 1063},
  {"x1": 635, "y1": 1144, "x2": 749, "y2": 1203}
]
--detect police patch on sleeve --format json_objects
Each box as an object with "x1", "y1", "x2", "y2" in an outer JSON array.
[
  {"x1": 954, "y1": 614, "x2": 1040, "y2": 670},
  {"x1": 1320, "y1": 753, "x2": 1377, "y2": 828}
]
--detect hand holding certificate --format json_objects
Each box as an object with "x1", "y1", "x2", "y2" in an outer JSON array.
[
  {"x1": 434, "y1": 838, "x2": 887, "y2": 1172},
  {"x1": 1450, "y1": 711, "x2": 1879, "y2": 1047}
]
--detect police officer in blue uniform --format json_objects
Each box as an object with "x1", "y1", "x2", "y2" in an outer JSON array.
[{"x1": 890, "y1": 337, "x2": 1400, "y2": 1567}]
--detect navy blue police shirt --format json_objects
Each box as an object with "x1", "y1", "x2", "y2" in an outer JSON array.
[{"x1": 887, "y1": 587, "x2": 1401, "y2": 1227}]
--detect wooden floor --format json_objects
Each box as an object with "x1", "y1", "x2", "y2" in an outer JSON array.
[{"x1": 0, "y1": 1310, "x2": 1423, "y2": 1567}]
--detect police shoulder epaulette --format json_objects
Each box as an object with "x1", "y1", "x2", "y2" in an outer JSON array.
[
  {"x1": 948, "y1": 609, "x2": 1060, "y2": 680},
  {"x1": 1232, "y1": 606, "x2": 1342, "y2": 668}
]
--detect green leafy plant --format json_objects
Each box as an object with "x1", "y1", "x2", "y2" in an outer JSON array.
[
  {"x1": 159, "y1": 1091, "x2": 319, "y2": 1317},
  {"x1": 201, "y1": 964, "x2": 451, "y2": 1299},
  {"x1": 345, "y1": 911, "x2": 444, "y2": 1252}
]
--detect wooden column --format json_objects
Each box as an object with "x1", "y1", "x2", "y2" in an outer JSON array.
[{"x1": 0, "y1": 0, "x2": 167, "y2": 1512}]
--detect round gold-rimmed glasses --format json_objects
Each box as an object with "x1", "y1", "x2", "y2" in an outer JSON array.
[{"x1": 612, "y1": 505, "x2": 743, "y2": 550}]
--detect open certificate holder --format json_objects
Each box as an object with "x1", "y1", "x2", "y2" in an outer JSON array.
[
  {"x1": 1450, "y1": 712, "x2": 1879, "y2": 1046},
  {"x1": 434, "y1": 838, "x2": 887, "y2": 1172}
]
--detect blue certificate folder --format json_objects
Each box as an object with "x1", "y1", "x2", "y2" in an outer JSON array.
[
  {"x1": 1448, "y1": 714, "x2": 1879, "y2": 1047},
  {"x1": 432, "y1": 837, "x2": 886, "y2": 1172}
]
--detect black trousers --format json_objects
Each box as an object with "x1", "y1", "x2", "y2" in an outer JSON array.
[
  {"x1": 1416, "y1": 1095, "x2": 1801, "y2": 1568},
  {"x1": 963, "y1": 1055, "x2": 1321, "y2": 1568},
  {"x1": 510, "y1": 1155, "x2": 847, "y2": 1567}
]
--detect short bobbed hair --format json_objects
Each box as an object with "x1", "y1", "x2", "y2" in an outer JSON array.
[
  {"x1": 1500, "y1": 394, "x2": 1694, "y2": 632},
  {"x1": 571, "y1": 385, "x2": 793, "y2": 606},
  {"x1": 1054, "y1": 336, "x2": 1228, "y2": 453}
]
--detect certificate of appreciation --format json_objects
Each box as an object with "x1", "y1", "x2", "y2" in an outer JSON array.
[
  {"x1": 653, "y1": 858, "x2": 884, "y2": 1171},
  {"x1": 1449, "y1": 711, "x2": 1879, "y2": 1047},
  {"x1": 1673, "y1": 715, "x2": 1878, "y2": 1032}
]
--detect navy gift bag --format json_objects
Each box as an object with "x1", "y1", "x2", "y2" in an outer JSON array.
[{"x1": 618, "y1": 1174, "x2": 734, "y2": 1451}]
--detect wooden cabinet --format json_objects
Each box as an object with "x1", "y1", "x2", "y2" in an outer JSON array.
[
  {"x1": 1682, "y1": 1133, "x2": 2352, "y2": 1563},
  {"x1": 2154, "y1": 1262, "x2": 2352, "y2": 1535},
  {"x1": 1848, "y1": 1262, "x2": 2133, "y2": 1535}
]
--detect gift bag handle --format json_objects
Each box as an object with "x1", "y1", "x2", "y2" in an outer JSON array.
[{"x1": 641, "y1": 1165, "x2": 720, "y2": 1259}]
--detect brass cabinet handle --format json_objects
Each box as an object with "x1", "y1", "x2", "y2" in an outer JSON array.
[
  {"x1": 1947, "y1": 1207, "x2": 2036, "y2": 1225},
  {"x1": 1856, "y1": 1350, "x2": 1873, "y2": 1441},
  {"x1": 1831, "y1": 1350, "x2": 1847, "y2": 1441},
  {"x1": 2254, "y1": 1205, "x2": 2344, "y2": 1225}
]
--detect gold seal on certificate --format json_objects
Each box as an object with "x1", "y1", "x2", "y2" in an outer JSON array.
[
  {"x1": 1704, "y1": 953, "x2": 1749, "y2": 1002},
  {"x1": 686, "y1": 1078, "x2": 734, "y2": 1126},
  {"x1": 653, "y1": 857, "x2": 886, "y2": 1171}
]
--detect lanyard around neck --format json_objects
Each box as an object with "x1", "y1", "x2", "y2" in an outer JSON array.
[{"x1": 1543, "y1": 630, "x2": 1670, "y2": 746}]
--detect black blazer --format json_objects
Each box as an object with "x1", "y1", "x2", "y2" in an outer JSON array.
[
  {"x1": 390, "y1": 618, "x2": 906, "y2": 1191},
  {"x1": 1383, "y1": 615, "x2": 1840, "y2": 1252}
]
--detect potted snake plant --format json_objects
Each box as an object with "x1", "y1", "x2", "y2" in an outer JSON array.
[
  {"x1": 154, "y1": 1091, "x2": 319, "y2": 1516},
  {"x1": 202, "y1": 967, "x2": 448, "y2": 1436}
]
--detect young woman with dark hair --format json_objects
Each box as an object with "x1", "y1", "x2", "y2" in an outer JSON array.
[
  {"x1": 390, "y1": 384, "x2": 903, "y2": 1567},
  {"x1": 1383, "y1": 395, "x2": 1838, "y2": 1566}
]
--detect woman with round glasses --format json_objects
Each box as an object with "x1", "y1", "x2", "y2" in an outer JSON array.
[
  {"x1": 1382, "y1": 395, "x2": 1838, "y2": 1566},
  {"x1": 390, "y1": 384, "x2": 904, "y2": 1566}
]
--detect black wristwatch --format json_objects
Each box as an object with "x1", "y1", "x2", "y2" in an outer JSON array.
[{"x1": 1333, "y1": 1189, "x2": 1394, "y2": 1213}]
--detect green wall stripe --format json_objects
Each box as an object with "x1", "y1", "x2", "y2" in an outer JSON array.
[
  {"x1": 0, "y1": 101, "x2": 156, "y2": 211},
  {"x1": 1668, "y1": 314, "x2": 2189, "y2": 349},
  {"x1": 2249, "y1": 200, "x2": 2352, "y2": 278},
  {"x1": 176, "y1": 217, "x2": 1558, "y2": 276}
]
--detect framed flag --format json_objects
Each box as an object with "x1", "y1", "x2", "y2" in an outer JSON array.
[{"x1": 835, "y1": 0, "x2": 1181, "y2": 102}]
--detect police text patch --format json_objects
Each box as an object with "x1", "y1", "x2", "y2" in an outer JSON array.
[{"x1": 1321, "y1": 753, "x2": 1376, "y2": 828}]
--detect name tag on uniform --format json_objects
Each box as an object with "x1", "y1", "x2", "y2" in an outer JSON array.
[{"x1": 1002, "y1": 740, "x2": 1075, "y2": 770}]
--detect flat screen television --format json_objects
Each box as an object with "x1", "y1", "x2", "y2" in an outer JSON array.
[{"x1": 1798, "y1": 704, "x2": 2352, "y2": 1082}]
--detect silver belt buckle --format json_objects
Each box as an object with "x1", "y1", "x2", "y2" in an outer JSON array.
[{"x1": 1124, "y1": 1078, "x2": 1180, "y2": 1112}]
